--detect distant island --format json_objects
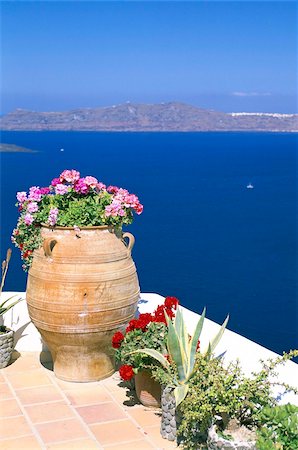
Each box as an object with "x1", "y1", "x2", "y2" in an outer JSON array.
[
  {"x1": 0, "y1": 102, "x2": 297, "y2": 132},
  {"x1": 0, "y1": 143, "x2": 38, "y2": 153}
]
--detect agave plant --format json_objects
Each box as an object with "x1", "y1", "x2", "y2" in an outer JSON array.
[{"x1": 130, "y1": 306, "x2": 229, "y2": 407}]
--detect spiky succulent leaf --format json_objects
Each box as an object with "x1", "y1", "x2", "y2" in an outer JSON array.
[
  {"x1": 209, "y1": 314, "x2": 229, "y2": 354},
  {"x1": 0, "y1": 295, "x2": 23, "y2": 317},
  {"x1": 187, "y1": 307, "x2": 206, "y2": 378},
  {"x1": 174, "y1": 384, "x2": 189, "y2": 407},
  {"x1": 129, "y1": 348, "x2": 171, "y2": 371},
  {"x1": 174, "y1": 308, "x2": 189, "y2": 358},
  {"x1": 166, "y1": 312, "x2": 187, "y2": 382}
]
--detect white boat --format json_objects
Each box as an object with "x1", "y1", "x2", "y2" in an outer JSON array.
[
  {"x1": 246, "y1": 183, "x2": 254, "y2": 189},
  {"x1": 60, "y1": 148, "x2": 64, "y2": 152}
]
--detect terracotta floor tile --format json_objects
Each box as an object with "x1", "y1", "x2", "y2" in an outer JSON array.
[
  {"x1": 76, "y1": 402, "x2": 126, "y2": 424},
  {"x1": 128, "y1": 406, "x2": 161, "y2": 428},
  {"x1": 0, "y1": 416, "x2": 32, "y2": 439},
  {"x1": 0, "y1": 398, "x2": 22, "y2": 418},
  {"x1": 16, "y1": 385, "x2": 64, "y2": 405},
  {"x1": 143, "y1": 426, "x2": 177, "y2": 449},
  {"x1": 0, "y1": 372, "x2": 5, "y2": 382},
  {"x1": 2, "y1": 354, "x2": 41, "y2": 373},
  {"x1": 64, "y1": 386, "x2": 113, "y2": 406},
  {"x1": 109, "y1": 387, "x2": 136, "y2": 406},
  {"x1": 5, "y1": 369, "x2": 53, "y2": 389},
  {"x1": 36, "y1": 418, "x2": 89, "y2": 444},
  {"x1": 55, "y1": 378, "x2": 97, "y2": 390},
  {"x1": 0, "y1": 383, "x2": 14, "y2": 400},
  {"x1": 89, "y1": 419, "x2": 144, "y2": 445},
  {"x1": 46, "y1": 438, "x2": 100, "y2": 449},
  {"x1": 0, "y1": 435, "x2": 41, "y2": 449},
  {"x1": 25, "y1": 401, "x2": 75, "y2": 423},
  {"x1": 100, "y1": 375, "x2": 122, "y2": 392},
  {"x1": 103, "y1": 440, "x2": 155, "y2": 449}
]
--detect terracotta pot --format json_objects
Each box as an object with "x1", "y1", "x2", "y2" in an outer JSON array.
[
  {"x1": 26, "y1": 225, "x2": 140, "y2": 382},
  {"x1": 135, "y1": 371, "x2": 161, "y2": 407}
]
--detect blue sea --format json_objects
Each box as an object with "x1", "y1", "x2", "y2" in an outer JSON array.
[{"x1": 1, "y1": 131, "x2": 297, "y2": 356}]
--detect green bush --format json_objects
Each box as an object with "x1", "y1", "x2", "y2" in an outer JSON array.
[
  {"x1": 177, "y1": 351, "x2": 298, "y2": 450},
  {"x1": 256, "y1": 403, "x2": 298, "y2": 450}
]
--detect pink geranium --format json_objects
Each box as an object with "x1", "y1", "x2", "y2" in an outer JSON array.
[
  {"x1": 97, "y1": 182, "x2": 106, "y2": 191},
  {"x1": 27, "y1": 202, "x2": 38, "y2": 213},
  {"x1": 74, "y1": 178, "x2": 89, "y2": 194},
  {"x1": 105, "y1": 200, "x2": 125, "y2": 217},
  {"x1": 107, "y1": 185, "x2": 119, "y2": 194},
  {"x1": 16, "y1": 191, "x2": 27, "y2": 203},
  {"x1": 24, "y1": 213, "x2": 34, "y2": 226},
  {"x1": 48, "y1": 208, "x2": 59, "y2": 226},
  {"x1": 55, "y1": 184, "x2": 70, "y2": 195},
  {"x1": 84, "y1": 176, "x2": 98, "y2": 188},
  {"x1": 60, "y1": 169, "x2": 80, "y2": 184},
  {"x1": 51, "y1": 178, "x2": 60, "y2": 187},
  {"x1": 28, "y1": 186, "x2": 42, "y2": 202}
]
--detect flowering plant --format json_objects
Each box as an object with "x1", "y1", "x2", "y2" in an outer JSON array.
[
  {"x1": 112, "y1": 297, "x2": 180, "y2": 381},
  {"x1": 11, "y1": 169, "x2": 143, "y2": 270}
]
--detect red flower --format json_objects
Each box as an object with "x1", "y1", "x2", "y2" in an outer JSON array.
[
  {"x1": 164, "y1": 296, "x2": 179, "y2": 309},
  {"x1": 153, "y1": 305, "x2": 167, "y2": 324},
  {"x1": 112, "y1": 331, "x2": 124, "y2": 349},
  {"x1": 119, "y1": 364, "x2": 134, "y2": 381},
  {"x1": 126, "y1": 319, "x2": 139, "y2": 333},
  {"x1": 196, "y1": 340, "x2": 200, "y2": 351}
]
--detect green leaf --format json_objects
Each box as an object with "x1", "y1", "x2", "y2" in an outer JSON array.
[
  {"x1": 0, "y1": 295, "x2": 23, "y2": 316},
  {"x1": 174, "y1": 384, "x2": 189, "y2": 407},
  {"x1": 174, "y1": 308, "x2": 189, "y2": 359},
  {"x1": 188, "y1": 307, "x2": 206, "y2": 377},
  {"x1": 209, "y1": 314, "x2": 229, "y2": 354},
  {"x1": 166, "y1": 312, "x2": 187, "y2": 381},
  {"x1": 128, "y1": 348, "x2": 171, "y2": 371}
]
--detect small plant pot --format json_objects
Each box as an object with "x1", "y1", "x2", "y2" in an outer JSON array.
[
  {"x1": 0, "y1": 328, "x2": 14, "y2": 369},
  {"x1": 135, "y1": 371, "x2": 161, "y2": 408},
  {"x1": 207, "y1": 423, "x2": 257, "y2": 450}
]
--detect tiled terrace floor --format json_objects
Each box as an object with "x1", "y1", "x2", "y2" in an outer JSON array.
[{"x1": 0, "y1": 353, "x2": 177, "y2": 449}]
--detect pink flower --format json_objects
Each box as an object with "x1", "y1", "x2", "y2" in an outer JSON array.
[
  {"x1": 24, "y1": 213, "x2": 34, "y2": 226},
  {"x1": 135, "y1": 203, "x2": 144, "y2": 215},
  {"x1": 105, "y1": 200, "x2": 125, "y2": 217},
  {"x1": 84, "y1": 176, "x2": 98, "y2": 188},
  {"x1": 27, "y1": 202, "x2": 38, "y2": 213},
  {"x1": 60, "y1": 169, "x2": 80, "y2": 184},
  {"x1": 48, "y1": 208, "x2": 59, "y2": 226},
  {"x1": 51, "y1": 178, "x2": 60, "y2": 187},
  {"x1": 16, "y1": 191, "x2": 27, "y2": 203},
  {"x1": 39, "y1": 187, "x2": 50, "y2": 195},
  {"x1": 107, "y1": 185, "x2": 119, "y2": 194},
  {"x1": 97, "y1": 182, "x2": 106, "y2": 191},
  {"x1": 55, "y1": 183, "x2": 70, "y2": 195},
  {"x1": 74, "y1": 178, "x2": 89, "y2": 194},
  {"x1": 28, "y1": 186, "x2": 42, "y2": 202}
]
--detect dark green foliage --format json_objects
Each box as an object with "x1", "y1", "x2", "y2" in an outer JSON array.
[{"x1": 256, "y1": 404, "x2": 298, "y2": 450}]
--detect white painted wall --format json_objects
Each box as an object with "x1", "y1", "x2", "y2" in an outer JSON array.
[{"x1": 2, "y1": 291, "x2": 298, "y2": 405}]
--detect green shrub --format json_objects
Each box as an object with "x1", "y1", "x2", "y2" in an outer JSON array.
[
  {"x1": 256, "y1": 403, "x2": 298, "y2": 450},
  {"x1": 177, "y1": 351, "x2": 298, "y2": 450}
]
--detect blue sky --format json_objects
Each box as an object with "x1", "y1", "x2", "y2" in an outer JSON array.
[{"x1": 1, "y1": 1, "x2": 297, "y2": 113}]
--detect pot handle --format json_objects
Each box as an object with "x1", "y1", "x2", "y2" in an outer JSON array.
[
  {"x1": 122, "y1": 232, "x2": 135, "y2": 253},
  {"x1": 43, "y1": 237, "x2": 57, "y2": 257}
]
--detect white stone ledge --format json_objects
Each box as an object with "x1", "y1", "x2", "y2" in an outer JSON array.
[{"x1": 2, "y1": 291, "x2": 298, "y2": 405}]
